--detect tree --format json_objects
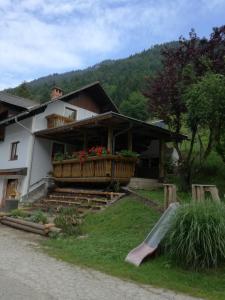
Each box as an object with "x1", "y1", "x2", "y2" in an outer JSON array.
[
  {"x1": 144, "y1": 26, "x2": 225, "y2": 189},
  {"x1": 15, "y1": 82, "x2": 32, "y2": 99},
  {"x1": 184, "y1": 73, "x2": 225, "y2": 164},
  {"x1": 119, "y1": 91, "x2": 149, "y2": 120}
]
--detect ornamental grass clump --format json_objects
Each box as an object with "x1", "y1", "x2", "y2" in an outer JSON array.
[
  {"x1": 165, "y1": 200, "x2": 225, "y2": 270},
  {"x1": 54, "y1": 207, "x2": 81, "y2": 236}
]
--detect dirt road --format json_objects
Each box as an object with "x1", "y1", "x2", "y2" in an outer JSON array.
[{"x1": 0, "y1": 224, "x2": 201, "y2": 300}]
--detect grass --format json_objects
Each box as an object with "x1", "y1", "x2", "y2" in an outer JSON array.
[
  {"x1": 166, "y1": 201, "x2": 225, "y2": 270},
  {"x1": 42, "y1": 194, "x2": 225, "y2": 300},
  {"x1": 136, "y1": 188, "x2": 192, "y2": 206}
]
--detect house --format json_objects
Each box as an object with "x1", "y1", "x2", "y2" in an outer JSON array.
[{"x1": 0, "y1": 82, "x2": 185, "y2": 208}]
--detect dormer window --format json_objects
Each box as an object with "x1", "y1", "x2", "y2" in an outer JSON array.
[
  {"x1": 10, "y1": 141, "x2": 19, "y2": 160},
  {"x1": 65, "y1": 107, "x2": 77, "y2": 120}
]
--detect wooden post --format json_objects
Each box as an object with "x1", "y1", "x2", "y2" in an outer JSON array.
[
  {"x1": 128, "y1": 129, "x2": 133, "y2": 151},
  {"x1": 164, "y1": 184, "x2": 177, "y2": 210},
  {"x1": 83, "y1": 131, "x2": 87, "y2": 150},
  {"x1": 192, "y1": 184, "x2": 220, "y2": 202},
  {"x1": 107, "y1": 127, "x2": 113, "y2": 154},
  {"x1": 159, "y1": 139, "x2": 165, "y2": 181}
]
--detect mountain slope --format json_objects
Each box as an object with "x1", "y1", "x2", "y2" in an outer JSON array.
[{"x1": 7, "y1": 42, "x2": 176, "y2": 114}]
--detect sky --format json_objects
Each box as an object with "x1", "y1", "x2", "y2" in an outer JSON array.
[{"x1": 0, "y1": 0, "x2": 225, "y2": 90}]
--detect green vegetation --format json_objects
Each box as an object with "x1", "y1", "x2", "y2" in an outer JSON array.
[
  {"x1": 28, "y1": 210, "x2": 48, "y2": 224},
  {"x1": 43, "y1": 195, "x2": 225, "y2": 300},
  {"x1": 145, "y1": 27, "x2": 225, "y2": 190},
  {"x1": 165, "y1": 201, "x2": 225, "y2": 270},
  {"x1": 10, "y1": 209, "x2": 30, "y2": 219},
  {"x1": 54, "y1": 207, "x2": 81, "y2": 236},
  {"x1": 7, "y1": 42, "x2": 172, "y2": 117},
  {"x1": 119, "y1": 91, "x2": 149, "y2": 120}
]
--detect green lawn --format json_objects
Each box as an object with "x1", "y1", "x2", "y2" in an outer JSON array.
[{"x1": 43, "y1": 194, "x2": 225, "y2": 300}]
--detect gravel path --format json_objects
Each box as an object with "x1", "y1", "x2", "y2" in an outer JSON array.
[{"x1": 0, "y1": 224, "x2": 202, "y2": 300}]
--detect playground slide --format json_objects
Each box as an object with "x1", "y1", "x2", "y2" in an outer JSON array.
[{"x1": 125, "y1": 202, "x2": 180, "y2": 266}]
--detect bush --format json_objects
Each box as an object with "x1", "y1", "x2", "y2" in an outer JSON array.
[
  {"x1": 11, "y1": 209, "x2": 29, "y2": 219},
  {"x1": 54, "y1": 207, "x2": 81, "y2": 236},
  {"x1": 29, "y1": 210, "x2": 48, "y2": 224},
  {"x1": 165, "y1": 201, "x2": 225, "y2": 270}
]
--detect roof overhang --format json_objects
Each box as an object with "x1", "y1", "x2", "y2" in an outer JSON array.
[
  {"x1": 0, "y1": 168, "x2": 27, "y2": 177},
  {"x1": 34, "y1": 112, "x2": 187, "y2": 143}
]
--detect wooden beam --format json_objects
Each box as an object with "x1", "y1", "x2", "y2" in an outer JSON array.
[
  {"x1": 83, "y1": 131, "x2": 87, "y2": 150},
  {"x1": 53, "y1": 177, "x2": 129, "y2": 183},
  {"x1": 159, "y1": 139, "x2": 165, "y2": 181},
  {"x1": 107, "y1": 127, "x2": 113, "y2": 153}
]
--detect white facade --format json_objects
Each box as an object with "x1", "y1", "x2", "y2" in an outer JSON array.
[{"x1": 0, "y1": 99, "x2": 98, "y2": 205}]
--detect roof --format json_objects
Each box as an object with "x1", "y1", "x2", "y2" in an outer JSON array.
[
  {"x1": 0, "y1": 167, "x2": 27, "y2": 176},
  {"x1": 0, "y1": 81, "x2": 118, "y2": 126},
  {"x1": 0, "y1": 92, "x2": 38, "y2": 109},
  {"x1": 35, "y1": 111, "x2": 187, "y2": 142},
  {"x1": 56, "y1": 81, "x2": 119, "y2": 113}
]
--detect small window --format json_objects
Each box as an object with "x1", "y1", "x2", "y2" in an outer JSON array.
[
  {"x1": 10, "y1": 141, "x2": 19, "y2": 160},
  {"x1": 65, "y1": 107, "x2": 77, "y2": 120}
]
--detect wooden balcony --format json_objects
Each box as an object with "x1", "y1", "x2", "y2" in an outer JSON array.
[
  {"x1": 46, "y1": 114, "x2": 73, "y2": 129},
  {"x1": 52, "y1": 155, "x2": 137, "y2": 184}
]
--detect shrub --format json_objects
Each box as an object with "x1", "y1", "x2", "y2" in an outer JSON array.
[
  {"x1": 54, "y1": 207, "x2": 81, "y2": 236},
  {"x1": 165, "y1": 201, "x2": 225, "y2": 270},
  {"x1": 54, "y1": 152, "x2": 64, "y2": 161},
  {"x1": 11, "y1": 209, "x2": 29, "y2": 219},
  {"x1": 118, "y1": 149, "x2": 138, "y2": 158},
  {"x1": 29, "y1": 210, "x2": 48, "y2": 224}
]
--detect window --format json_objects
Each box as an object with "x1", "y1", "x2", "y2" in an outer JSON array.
[
  {"x1": 10, "y1": 141, "x2": 19, "y2": 160},
  {"x1": 65, "y1": 107, "x2": 77, "y2": 120}
]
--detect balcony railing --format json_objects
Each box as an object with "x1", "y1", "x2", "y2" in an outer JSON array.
[
  {"x1": 46, "y1": 114, "x2": 73, "y2": 129},
  {"x1": 52, "y1": 155, "x2": 137, "y2": 184}
]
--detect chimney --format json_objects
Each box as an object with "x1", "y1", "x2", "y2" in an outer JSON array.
[{"x1": 51, "y1": 86, "x2": 63, "y2": 100}]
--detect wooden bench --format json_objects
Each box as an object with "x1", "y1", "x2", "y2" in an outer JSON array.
[
  {"x1": 192, "y1": 184, "x2": 220, "y2": 202},
  {"x1": 164, "y1": 184, "x2": 177, "y2": 209}
]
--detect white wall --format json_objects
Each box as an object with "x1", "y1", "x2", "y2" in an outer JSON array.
[
  {"x1": 30, "y1": 137, "x2": 52, "y2": 187},
  {"x1": 33, "y1": 100, "x2": 97, "y2": 132},
  {"x1": 0, "y1": 99, "x2": 98, "y2": 200},
  {"x1": 0, "y1": 118, "x2": 33, "y2": 169}
]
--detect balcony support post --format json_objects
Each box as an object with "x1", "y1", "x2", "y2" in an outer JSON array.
[
  {"x1": 128, "y1": 129, "x2": 133, "y2": 151},
  {"x1": 107, "y1": 127, "x2": 113, "y2": 154},
  {"x1": 83, "y1": 131, "x2": 88, "y2": 151}
]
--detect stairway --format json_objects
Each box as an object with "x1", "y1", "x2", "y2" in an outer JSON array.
[{"x1": 39, "y1": 188, "x2": 125, "y2": 214}]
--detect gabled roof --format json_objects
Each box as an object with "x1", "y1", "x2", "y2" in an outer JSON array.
[
  {"x1": 0, "y1": 92, "x2": 38, "y2": 109},
  {"x1": 57, "y1": 81, "x2": 119, "y2": 113},
  {"x1": 0, "y1": 81, "x2": 118, "y2": 126}
]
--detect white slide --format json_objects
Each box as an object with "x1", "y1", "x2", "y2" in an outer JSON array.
[{"x1": 125, "y1": 202, "x2": 179, "y2": 266}]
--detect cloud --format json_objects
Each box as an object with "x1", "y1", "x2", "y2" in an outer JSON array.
[{"x1": 0, "y1": 0, "x2": 225, "y2": 89}]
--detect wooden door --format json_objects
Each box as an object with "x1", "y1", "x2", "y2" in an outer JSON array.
[{"x1": 5, "y1": 179, "x2": 18, "y2": 199}]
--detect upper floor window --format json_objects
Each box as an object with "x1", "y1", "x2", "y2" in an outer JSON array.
[
  {"x1": 65, "y1": 107, "x2": 77, "y2": 120},
  {"x1": 10, "y1": 141, "x2": 19, "y2": 161}
]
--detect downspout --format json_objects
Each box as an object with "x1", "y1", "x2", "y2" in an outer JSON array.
[{"x1": 15, "y1": 116, "x2": 35, "y2": 202}]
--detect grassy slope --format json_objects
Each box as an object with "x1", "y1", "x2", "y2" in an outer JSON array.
[{"x1": 43, "y1": 195, "x2": 225, "y2": 300}]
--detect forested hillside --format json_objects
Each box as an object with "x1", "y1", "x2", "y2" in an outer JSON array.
[{"x1": 6, "y1": 42, "x2": 176, "y2": 119}]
